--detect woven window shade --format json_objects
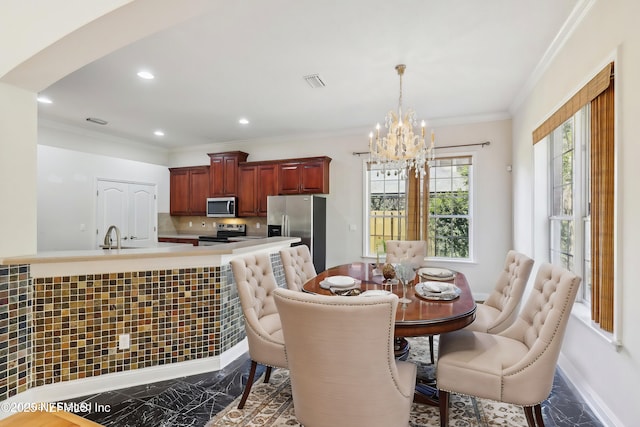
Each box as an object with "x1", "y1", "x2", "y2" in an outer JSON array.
[
  {"x1": 532, "y1": 63, "x2": 615, "y2": 331},
  {"x1": 590, "y1": 79, "x2": 615, "y2": 332},
  {"x1": 533, "y1": 63, "x2": 614, "y2": 144},
  {"x1": 406, "y1": 167, "x2": 429, "y2": 241}
]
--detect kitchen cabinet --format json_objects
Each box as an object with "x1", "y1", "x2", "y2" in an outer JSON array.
[
  {"x1": 158, "y1": 237, "x2": 199, "y2": 246},
  {"x1": 237, "y1": 163, "x2": 279, "y2": 217},
  {"x1": 208, "y1": 151, "x2": 249, "y2": 196},
  {"x1": 169, "y1": 166, "x2": 210, "y2": 215},
  {"x1": 278, "y1": 156, "x2": 331, "y2": 194}
]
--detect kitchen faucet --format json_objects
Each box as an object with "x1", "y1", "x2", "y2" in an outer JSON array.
[{"x1": 103, "y1": 225, "x2": 122, "y2": 249}]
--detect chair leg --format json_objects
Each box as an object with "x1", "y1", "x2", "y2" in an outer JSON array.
[
  {"x1": 238, "y1": 360, "x2": 258, "y2": 409},
  {"x1": 524, "y1": 406, "x2": 536, "y2": 427},
  {"x1": 429, "y1": 335, "x2": 435, "y2": 364},
  {"x1": 264, "y1": 366, "x2": 273, "y2": 383},
  {"x1": 439, "y1": 390, "x2": 449, "y2": 427},
  {"x1": 534, "y1": 403, "x2": 545, "y2": 427}
]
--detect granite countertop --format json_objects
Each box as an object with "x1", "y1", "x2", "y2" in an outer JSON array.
[{"x1": 0, "y1": 236, "x2": 299, "y2": 265}]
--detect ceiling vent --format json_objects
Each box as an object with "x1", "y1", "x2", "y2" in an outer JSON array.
[
  {"x1": 86, "y1": 117, "x2": 108, "y2": 125},
  {"x1": 303, "y1": 74, "x2": 326, "y2": 88}
]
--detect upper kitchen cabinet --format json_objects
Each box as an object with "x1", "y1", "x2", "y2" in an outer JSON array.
[
  {"x1": 169, "y1": 166, "x2": 210, "y2": 215},
  {"x1": 208, "y1": 151, "x2": 249, "y2": 196},
  {"x1": 237, "y1": 162, "x2": 279, "y2": 217},
  {"x1": 278, "y1": 156, "x2": 331, "y2": 195}
]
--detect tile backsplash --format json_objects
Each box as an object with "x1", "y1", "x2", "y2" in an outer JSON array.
[{"x1": 158, "y1": 213, "x2": 267, "y2": 237}]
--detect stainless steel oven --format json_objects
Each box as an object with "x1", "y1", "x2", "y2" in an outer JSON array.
[{"x1": 199, "y1": 224, "x2": 246, "y2": 245}]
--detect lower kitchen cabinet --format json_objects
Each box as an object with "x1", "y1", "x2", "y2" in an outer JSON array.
[{"x1": 158, "y1": 237, "x2": 199, "y2": 246}]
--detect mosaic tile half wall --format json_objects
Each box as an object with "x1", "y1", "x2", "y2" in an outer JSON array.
[
  {"x1": 0, "y1": 253, "x2": 287, "y2": 403},
  {"x1": 0, "y1": 265, "x2": 31, "y2": 402},
  {"x1": 0, "y1": 263, "x2": 247, "y2": 402}
]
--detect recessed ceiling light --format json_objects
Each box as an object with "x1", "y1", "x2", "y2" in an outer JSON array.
[
  {"x1": 137, "y1": 70, "x2": 155, "y2": 80},
  {"x1": 238, "y1": 118, "x2": 249, "y2": 125},
  {"x1": 37, "y1": 96, "x2": 52, "y2": 104},
  {"x1": 154, "y1": 130, "x2": 165, "y2": 136}
]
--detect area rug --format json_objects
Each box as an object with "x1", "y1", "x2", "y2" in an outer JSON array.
[{"x1": 206, "y1": 337, "x2": 529, "y2": 426}]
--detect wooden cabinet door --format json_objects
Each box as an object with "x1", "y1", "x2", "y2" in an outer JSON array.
[
  {"x1": 208, "y1": 151, "x2": 249, "y2": 196},
  {"x1": 277, "y1": 157, "x2": 330, "y2": 195},
  {"x1": 257, "y1": 164, "x2": 279, "y2": 215},
  {"x1": 278, "y1": 163, "x2": 301, "y2": 194},
  {"x1": 237, "y1": 165, "x2": 258, "y2": 216},
  {"x1": 189, "y1": 167, "x2": 210, "y2": 215},
  {"x1": 170, "y1": 166, "x2": 209, "y2": 215},
  {"x1": 209, "y1": 156, "x2": 224, "y2": 197},
  {"x1": 222, "y1": 156, "x2": 238, "y2": 195},
  {"x1": 300, "y1": 161, "x2": 326, "y2": 193},
  {"x1": 170, "y1": 168, "x2": 190, "y2": 215}
]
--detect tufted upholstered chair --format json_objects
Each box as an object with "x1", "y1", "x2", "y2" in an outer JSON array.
[
  {"x1": 230, "y1": 253, "x2": 287, "y2": 409},
  {"x1": 274, "y1": 288, "x2": 417, "y2": 427},
  {"x1": 466, "y1": 250, "x2": 534, "y2": 334},
  {"x1": 279, "y1": 245, "x2": 317, "y2": 291},
  {"x1": 436, "y1": 263, "x2": 581, "y2": 427},
  {"x1": 385, "y1": 240, "x2": 427, "y2": 267},
  {"x1": 385, "y1": 240, "x2": 433, "y2": 362}
]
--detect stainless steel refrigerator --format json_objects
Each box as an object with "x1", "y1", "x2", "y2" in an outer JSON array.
[{"x1": 267, "y1": 195, "x2": 326, "y2": 272}]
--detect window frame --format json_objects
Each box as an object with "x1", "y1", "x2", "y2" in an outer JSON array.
[
  {"x1": 363, "y1": 153, "x2": 475, "y2": 262},
  {"x1": 547, "y1": 106, "x2": 590, "y2": 303}
]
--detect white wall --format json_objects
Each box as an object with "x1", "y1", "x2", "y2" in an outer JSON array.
[
  {"x1": 0, "y1": 82, "x2": 37, "y2": 258},
  {"x1": 37, "y1": 141, "x2": 170, "y2": 251},
  {"x1": 169, "y1": 118, "x2": 513, "y2": 297},
  {"x1": 511, "y1": 1, "x2": 640, "y2": 425}
]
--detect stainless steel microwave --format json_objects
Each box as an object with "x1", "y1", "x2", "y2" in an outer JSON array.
[{"x1": 206, "y1": 197, "x2": 236, "y2": 217}]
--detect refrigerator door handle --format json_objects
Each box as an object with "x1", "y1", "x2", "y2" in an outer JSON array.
[{"x1": 284, "y1": 215, "x2": 289, "y2": 236}]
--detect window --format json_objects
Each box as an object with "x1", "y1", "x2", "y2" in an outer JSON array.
[
  {"x1": 365, "y1": 156, "x2": 473, "y2": 260},
  {"x1": 367, "y1": 164, "x2": 407, "y2": 253},
  {"x1": 534, "y1": 62, "x2": 614, "y2": 332},
  {"x1": 548, "y1": 107, "x2": 590, "y2": 302},
  {"x1": 429, "y1": 157, "x2": 472, "y2": 259}
]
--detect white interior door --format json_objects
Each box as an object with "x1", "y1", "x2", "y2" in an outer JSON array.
[
  {"x1": 96, "y1": 179, "x2": 157, "y2": 248},
  {"x1": 128, "y1": 183, "x2": 156, "y2": 246}
]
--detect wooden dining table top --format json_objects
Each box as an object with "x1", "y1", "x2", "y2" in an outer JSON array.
[{"x1": 302, "y1": 262, "x2": 477, "y2": 337}]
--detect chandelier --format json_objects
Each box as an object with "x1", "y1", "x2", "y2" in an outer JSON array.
[{"x1": 369, "y1": 64, "x2": 434, "y2": 177}]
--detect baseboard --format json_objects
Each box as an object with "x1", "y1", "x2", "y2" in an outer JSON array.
[
  {"x1": 558, "y1": 352, "x2": 621, "y2": 427},
  {"x1": 0, "y1": 339, "x2": 248, "y2": 420}
]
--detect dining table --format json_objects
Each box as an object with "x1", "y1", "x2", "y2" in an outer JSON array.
[
  {"x1": 302, "y1": 262, "x2": 477, "y2": 337},
  {"x1": 302, "y1": 261, "x2": 477, "y2": 405}
]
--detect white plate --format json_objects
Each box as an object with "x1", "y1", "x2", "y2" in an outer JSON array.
[
  {"x1": 415, "y1": 282, "x2": 461, "y2": 301},
  {"x1": 421, "y1": 281, "x2": 451, "y2": 293},
  {"x1": 418, "y1": 267, "x2": 455, "y2": 279},
  {"x1": 325, "y1": 275, "x2": 356, "y2": 288},
  {"x1": 360, "y1": 290, "x2": 392, "y2": 297}
]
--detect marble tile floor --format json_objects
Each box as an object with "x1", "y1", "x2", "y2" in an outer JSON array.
[{"x1": 65, "y1": 353, "x2": 604, "y2": 427}]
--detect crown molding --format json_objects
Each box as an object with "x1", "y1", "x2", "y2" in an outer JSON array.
[{"x1": 509, "y1": 0, "x2": 597, "y2": 114}]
